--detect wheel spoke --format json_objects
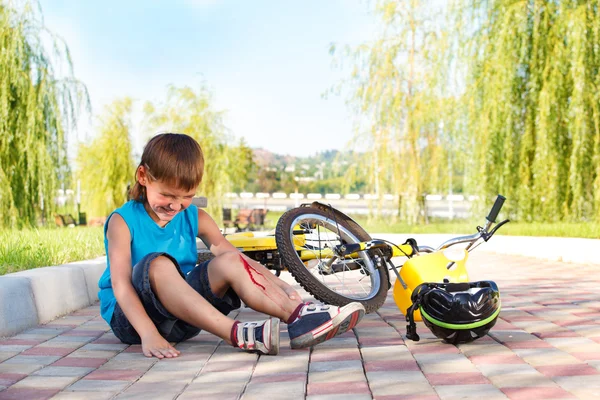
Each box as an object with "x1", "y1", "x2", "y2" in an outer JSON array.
[{"x1": 289, "y1": 214, "x2": 380, "y2": 301}]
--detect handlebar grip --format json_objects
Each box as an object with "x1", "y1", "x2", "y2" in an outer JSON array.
[{"x1": 486, "y1": 195, "x2": 506, "y2": 223}]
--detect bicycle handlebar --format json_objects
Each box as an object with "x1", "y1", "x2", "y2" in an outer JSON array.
[{"x1": 487, "y1": 195, "x2": 506, "y2": 223}]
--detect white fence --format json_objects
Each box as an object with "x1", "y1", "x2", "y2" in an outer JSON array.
[{"x1": 223, "y1": 193, "x2": 475, "y2": 219}]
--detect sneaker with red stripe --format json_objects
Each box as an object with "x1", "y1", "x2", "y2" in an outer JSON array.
[
  {"x1": 234, "y1": 318, "x2": 280, "y2": 355},
  {"x1": 288, "y1": 302, "x2": 365, "y2": 349}
]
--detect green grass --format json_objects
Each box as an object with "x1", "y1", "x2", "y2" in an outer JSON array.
[{"x1": 0, "y1": 227, "x2": 105, "y2": 275}]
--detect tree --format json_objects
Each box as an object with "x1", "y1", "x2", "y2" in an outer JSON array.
[
  {"x1": 457, "y1": 0, "x2": 600, "y2": 222},
  {"x1": 228, "y1": 138, "x2": 256, "y2": 193},
  {"x1": 76, "y1": 98, "x2": 135, "y2": 218},
  {"x1": 0, "y1": 1, "x2": 86, "y2": 227},
  {"x1": 337, "y1": 0, "x2": 451, "y2": 223}
]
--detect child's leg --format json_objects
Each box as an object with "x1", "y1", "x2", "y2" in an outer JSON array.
[
  {"x1": 147, "y1": 255, "x2": 235, "y2": 342},
  {"x1": 206, "y1": 252, "x2": 302, "y2": 321},
  {"x1": 206, "y1": 252, "x2": 365, "y2": 349}
]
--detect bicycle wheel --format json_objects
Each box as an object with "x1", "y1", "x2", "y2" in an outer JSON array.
[{"x1": 275, "y1": 204, "x2": 389, "y2": 313}]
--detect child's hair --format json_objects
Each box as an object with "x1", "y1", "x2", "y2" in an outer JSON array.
[{"x1": 129, "y1": 133, "x2": 204, "y2": 201}]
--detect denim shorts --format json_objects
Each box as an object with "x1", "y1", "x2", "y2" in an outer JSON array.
[{"x1": 110, "y1": 252, "x2": 241, "y2": 344}]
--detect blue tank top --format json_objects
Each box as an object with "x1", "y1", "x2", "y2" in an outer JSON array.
[{"x1": 98, "y1": 200, "x2": 199, "y2": 324}]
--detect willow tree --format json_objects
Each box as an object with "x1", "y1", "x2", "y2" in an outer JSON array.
[
  {"x1": 0, "y1": 1, "x2": 86, "y2": 227},
  {"x1": 144, "y1": 85, "x2": 252, "y2": 220},
  {"x1": 76, "y1": 98, "x2": 135, "y2": 218},
  {"x1": 457, "y1": 0, "x2": 600, "y2": 222},
  {"x1": 338, "y1": 0, "x2": 452, "y2": 223}
]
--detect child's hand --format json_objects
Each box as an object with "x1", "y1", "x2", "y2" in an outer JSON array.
[
  {"x1": 283, "y1": 285, "x2": 302, "y2": 302},
  {"x1": 141, "y1": 332, "x2": 181, "y2": 359}
]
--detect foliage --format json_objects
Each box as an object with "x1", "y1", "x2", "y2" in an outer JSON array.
[
  {"x1": 0, "y1": 226, "x2": 104, "y2": 275},
  {"x1": 337, "y1": 0, "x2": 452, "y2": 223},
  {"x1": 76, "y1": 98, "x2": 135, "y2": 218},
  {"x1": 456, "y1": 0, "x2": 600, "y2": 223},
  {"x1": 144, "y1": 85, "x2": 254, "y2": 221},
  {"x1": 0, "y1": 0, "x2": 86, "y2": 228},
  {"x1": 228, "y1": 138, "x2": 256, "y2": 192},
  {"x1": 338, "y1": 0, "x2": 600, "y2": 223}
]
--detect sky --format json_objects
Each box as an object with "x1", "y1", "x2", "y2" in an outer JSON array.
[{"x1": 38, "y1": 0, "x2": 379, "y2": 158}]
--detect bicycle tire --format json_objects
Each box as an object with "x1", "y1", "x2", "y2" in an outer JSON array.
[{"x1": 275, "y1": 204, "x2": 389, "y2": 313}]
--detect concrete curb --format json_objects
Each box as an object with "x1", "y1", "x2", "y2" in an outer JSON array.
[{"x1": 0, "y1": 257, "x2": 105, "y2": 337}]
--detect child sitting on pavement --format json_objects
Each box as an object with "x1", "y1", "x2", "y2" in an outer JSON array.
[{"x1": 98, "y1": 133, "x2": 365, "y2": 358}]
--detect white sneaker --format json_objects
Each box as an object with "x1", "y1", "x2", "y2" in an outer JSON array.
[{"x1": 234, "y1": 318, "x2": 280, "y2": 355}]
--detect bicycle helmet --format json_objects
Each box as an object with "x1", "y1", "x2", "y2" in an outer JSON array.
[{"x1": 405, "y1": 281, "x2": 501, "y2": 344}]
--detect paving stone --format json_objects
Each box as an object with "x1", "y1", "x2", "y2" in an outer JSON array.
[
  {"x1": 144, "y1": 359, "x2": 204, "y2": 372},
  {"x1": 359, "y1": 345, "x2": 411, "y2": 362},
  {"x1": 500, "y1": 386, "x2": 576, "y2": 399},
  {"x1": 252, "y1": 355, "x2": 308, "y2": 376},
  {"x1": 114, "y1": 390, "x2": 180, "y2": 400},
  {"x1": 79, "y1": 343, "x2": 129, "y2": 352},
  {"x1": 99, "y1": 358, "x2": 156, "y2": 371},
  {"x1": 477, "y1": 363, "x2": 544, "y2": 377},
  {"x1": 309, "y1": 359, "x2": 363, "y2": 373},
  {"x1": 243, "y1": 380, "x2": 306, "y2": 399},
  {"x1": 434, "y1": 384, "x2": 508, "y2": 399},
  {"x1": 0, "y1": 362, "x2": 44, "y2": 374},
  {"x1": 52, "y1": 357, "x2": 109, "y2": 368},
  {"x1": 364, "y1": 359, "x2": 420, "y2": 372},
  {"x1": 250, "y1": 372, "x2": 306, "y2": 384},
  {"x1": 66, "y1": 379, "x2": 131, "y2": 392},
  {"x1": 192, "y1": 369, "x2": 252, "y2": 383},
  {"x1": 45, "y1": 336, "x2": 96, "y2": 344},
  {"x1": 22, "y1": 346, "x2": 77, "y2": 356},
  {"x1": 0, "y1": 345, "x2": 32, "y2": 353},
  {"x1": 552, "y1": 375, "x2": 600, "y2": 390},
  {"x1": 2, "y1": 355, "x2": 62, "y2": 365},
  {"x1": 0, "y1": 387, "x2": 61, "y2": 399},
  {"x1": 31, "y1": 366, "x2": 94, "y2": 377},
  {"x1": 11, "y1": 375, "x2": 78, "y2": 389},
  {"x1": 307, "y1": 380, "x2": 370, "y2": 396},
  {"x1": 511, "y1": 348, "x2": 581, "y2": 366},
  {"x1": 51, "y1": 392, "x2": 114, "y2": 400},
  {"x1": 306, "y1": 395, "x2": 372, "y2": 400},
  {"x1": 487, "y1": 371, "x2": 556, "y2": 388},
  {"x1": 310, "y1": 347, "x2": 362, "y2": 362},
  {"x1": 181, "y1": 379, "x2": 247, "y2": 397},
  {"x1": 367, "y1": 372, "x2": 433, "y2": 397},
  {"x1": 83, "y1": 368, "x2": 145, "y2": 381},
  {"x1": 414, "y1": 353, "x2": 479, "y2": 374},
  {"x1": 308, "y1": 369, "x2": 367, "y2": 384}
]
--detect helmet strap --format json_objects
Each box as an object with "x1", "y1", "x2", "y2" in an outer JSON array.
[{"x1": 405, "y1": 301, "x2": 420, "y2": 341}]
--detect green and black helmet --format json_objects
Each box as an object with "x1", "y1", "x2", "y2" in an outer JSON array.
[{"x1": 405, "y1": 281, "x2": 501, "y2": 344}]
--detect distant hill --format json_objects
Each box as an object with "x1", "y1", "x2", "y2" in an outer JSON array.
[
  {"x1": 252, "y1": 148, "x2": 296, "y2": 167},
  {"x1": 251, "y1": 148, "x2": 351, "y2": 168}
]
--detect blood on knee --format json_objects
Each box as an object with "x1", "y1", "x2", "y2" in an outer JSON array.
[{"x1": 239, "y1": 255, "x2": 266, "y2": 290}]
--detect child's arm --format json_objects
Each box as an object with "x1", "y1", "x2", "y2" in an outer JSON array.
[
  {"x1": 107, "y1": 214, "x2": 180, "y2": 358},
  {"x1": 197, "y1": 209, "x2": 301, "y2": 301}
]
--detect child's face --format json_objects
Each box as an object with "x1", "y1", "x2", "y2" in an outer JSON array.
[{"x1": 140, "y1": 170, "x2": 196, "y2": 225}]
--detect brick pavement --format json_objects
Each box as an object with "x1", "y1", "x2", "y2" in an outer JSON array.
[{"x1": 1, "y1": 251, "x2": 600, "y2": 399}]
